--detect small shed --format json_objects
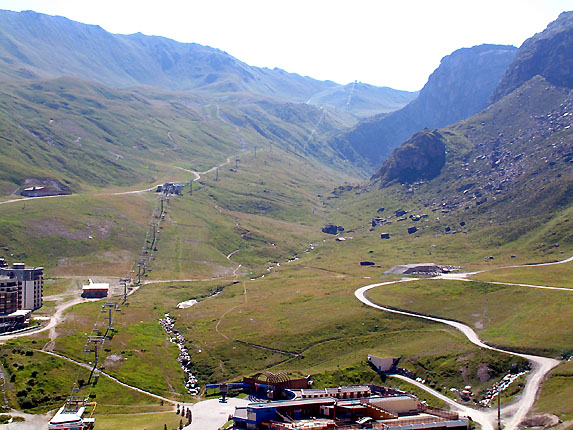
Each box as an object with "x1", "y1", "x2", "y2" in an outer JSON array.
[
  {"x1": 82, "y1": 280, "x2": 109, "y2": 298},
  {"x1": 367, "y1": 355, "x2": 401, "y2": 373}
]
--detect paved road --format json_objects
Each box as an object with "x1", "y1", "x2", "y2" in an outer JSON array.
[
  {"x1": 389, "y1": 374, "x2": 494, "y2": 430},
  {"x1": 355, "y1": 255, "x2": 572, "y2": 430},
  {"x1": 435, "y1": 255, "x2": 573, "y2": 283},
  {"x1": 184, "y1": 398, "x2": 249, "y2": 430},
  {"x1": 0, "y1": 409, "x2": 53, "y2": 430},
  {"x1": 0, "y1": 296, "x2": 87, "y2": 342}
]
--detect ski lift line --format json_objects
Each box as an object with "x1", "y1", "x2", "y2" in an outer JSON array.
[
  {"x1": 68, "y1": 299, "x2": 108, "y2": 396},
  {"x1": 57, "y1": 167, "x2": 179, "y2": 407},
  {"x1": 64, "y1": 155, "x2": 244, "y2": 403},
  {"x1": 61, "y1": 157, "x2": 230, "y2": 406},
  {"x1": 346, "y1": 80, "x2": 356, "y2": 108},
  {"x1": 69, "y1": 190, "x2": 167, "y2": 397},
  {"x1": 305, "y1": 108, "x2": 327, "y2": 143}
]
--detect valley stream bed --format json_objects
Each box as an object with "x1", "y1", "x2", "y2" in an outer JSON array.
[{"x1": 159, "y1": 313, "x2": 200, "y2": 395}]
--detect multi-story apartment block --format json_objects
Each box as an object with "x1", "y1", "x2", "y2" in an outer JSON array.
[
  {"x1": 0, "y1": 275, "x2": 19, "y2": 315},
  {"x1": 0, "y1": 263, "x2": 43, "y2": 311}
]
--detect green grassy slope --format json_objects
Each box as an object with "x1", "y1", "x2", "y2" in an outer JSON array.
[
  {"x1": 1, "y1": 124, "x2": 569, "y2": 425},
  {"x1": 0, "y1": 193, "x2": 154, "y2": 275},
  {"x1": 366, "y1": 278, "x2": 573, "y2": 357},
  {"x1": 0, "y1": 343, "x2": 172, "y2": 414},
  {"x1": 0, "y1": 75, "x2": 360, "y2": 196},
  {"x1": 534, "y1": 360, "x2": 573, "y2": 421}
]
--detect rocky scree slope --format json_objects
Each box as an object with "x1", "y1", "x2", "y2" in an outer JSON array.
[
  {"x1": 370, "y1": 11, "x2": 573, "y2": 230},
  {"x1": 371, "y1": 76, "x2": 572, "y2": 239}
]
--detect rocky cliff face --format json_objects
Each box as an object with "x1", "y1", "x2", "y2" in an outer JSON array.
[
  {"x1": 331, "y1": 44, "x2": 517, "y2": 169},
  {"x1": 371, "y1": 130, "x2": 446, "y2": 185},
  {"x1": 492, "y1": 11, "x2": 573, "y2": 102}
]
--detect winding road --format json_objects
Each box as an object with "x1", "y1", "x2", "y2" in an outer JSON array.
[
  {"x1": 355, "y1": 255, "x2": 572, "y2": 430},
  {"x1": 0, "y1": 295, "x2": 87, "y2": 342}
]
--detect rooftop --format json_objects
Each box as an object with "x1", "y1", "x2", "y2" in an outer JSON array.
[
  {"x1": 0, "y1": 310, "x2": 32, "y2": 318},
  {"x1": 82, "y1": 279, "x2": 109, "y2": 290},
  {"x1": 49, "y1": 405, "x2": 85, "y2": 425},
  {"x1": 249, "y1": 398, "x2": 336, "y2": 409},
  {"x1": 82, "y1": 284, "x2": 109, "y2": 290}
]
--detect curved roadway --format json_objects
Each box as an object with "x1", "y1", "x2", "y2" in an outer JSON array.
[{"x1": 355, "y1": 255, "x2": 572, "y2": 430}]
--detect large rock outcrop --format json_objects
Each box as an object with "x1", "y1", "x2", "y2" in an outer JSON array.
[
  {"x1": 371, "y1": 130, "x2": 446, "y2": 185},
  {"x1": 331, "y1": 44, "x2": 517, "y2": 169}
]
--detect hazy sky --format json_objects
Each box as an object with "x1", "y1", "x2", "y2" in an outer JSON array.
[{"x1": 0, "y1": 0, "x2": 570, "y2": 91}]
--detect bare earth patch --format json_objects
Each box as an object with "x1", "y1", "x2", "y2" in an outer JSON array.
[{"x1": 25, "y1": 217, "x2": 115, "y2": 240}]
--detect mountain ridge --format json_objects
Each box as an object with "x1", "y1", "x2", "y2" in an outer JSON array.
[
  {"x1": 0, "y1": 9, "x2": 414, "y2": 118},
  {"x1": 492, "y1": 11, "x2": 573, "y2": 102}
]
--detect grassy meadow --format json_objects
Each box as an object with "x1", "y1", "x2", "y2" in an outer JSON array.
[
  {"x1": 166, "y1": 268, "x2": 527, "y2": 403},
  {"x1": 0, "y1": 343, "x2": 172, "y2": 415},
  {"x1": 365, "y1": 279, "x2": 573, "y2": 357},
  {"x1": 534, "y1": 360, "x2": 573, "y2": 421},
  {"x1": 0, "y1": 192, "x2": 156, "y2": 275}
]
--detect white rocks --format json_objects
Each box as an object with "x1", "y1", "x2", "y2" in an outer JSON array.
[
  {"x1": 177, "y1": 299, "x2": 198, "y2": 309},
  {"x1": 478, "y1": 370, "x2": 528, "y2": 407},
  {"x1": 159, "y1": 313, "x2": 200, "y2": 395}
]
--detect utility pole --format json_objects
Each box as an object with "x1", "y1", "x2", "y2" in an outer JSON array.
[
  {"x1": 150, "y1": 222, "x2": 157, "y2": 249},
  {"x1": 137, "y1": 259, "x2": 146, "y2": 284},
  {"x1": 120, "y1": 278, "x2": 129, "y2": 304},
  {"x1": 84, "y1": 336, "x2": 105, "y2": 383},
  {"x1": 498, "y1": 392, "x2": 501, "y2": 430},
  {"x1": 101, "y1": 302, "x2": 119, "y2": 337},
  {"x1": 215, "y1": 168, "x2": 219, "y2": 181},
  {"x1": 235, "y1": 158, "x2": 239, "y2": 170},
  {"x1": 189, "y1": 181, "x2": 193, "y2": 195}
]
